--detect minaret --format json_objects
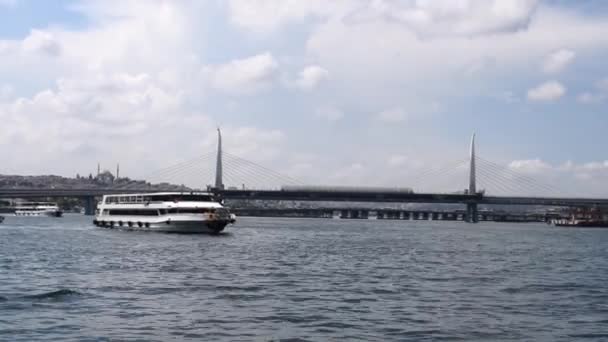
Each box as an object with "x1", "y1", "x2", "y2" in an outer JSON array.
[
  {"x1": 116, "y1": 163, "x2": 120, "y2": 179},
  {"x1": 97, "y1": 163, "x2": 100, "y2": 177},
  {"x1": 214, "y1": 128, "x2": 224, "y2": 190},
  {"x1": 469, "y1": 133, "x2": 476, "y2": 195}
]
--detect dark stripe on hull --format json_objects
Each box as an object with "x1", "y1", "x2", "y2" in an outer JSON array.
[{"x1": 93, "y1": 219, "x2": 230, "y2": 234}]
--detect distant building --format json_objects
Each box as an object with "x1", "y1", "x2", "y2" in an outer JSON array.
[{"x1": 97, "y1": 170, "x2": 115, "y2": 184}]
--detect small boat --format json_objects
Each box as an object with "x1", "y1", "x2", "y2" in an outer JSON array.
[
  {"x1": 93, "y1": 192, "x2": 236, "y2": 234},
  {"x1": 14, "y1": 202, "x2": 63, "y2": 217},
  {"x1": 0, "y1": 216, "x2": 4, "y2": 223}
]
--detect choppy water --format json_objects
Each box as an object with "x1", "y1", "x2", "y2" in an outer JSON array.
[{"x1": 1, "y1": 215, "x2": 608, "y2": 341}]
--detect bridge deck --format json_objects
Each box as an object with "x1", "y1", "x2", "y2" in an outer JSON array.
[{"x1": 1, "y1": 188, "x2": 607, "y2": 207}]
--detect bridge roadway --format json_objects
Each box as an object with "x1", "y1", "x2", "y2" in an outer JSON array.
[
  {"x1": 221, "y1": 190, "x2": 608, "y2": 207},
  {"x1": 2, "y1": 188, "x2": 608, "y2": 207}
]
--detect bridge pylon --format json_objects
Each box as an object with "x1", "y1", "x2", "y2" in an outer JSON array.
[
  {"x1": 469, "y1": 133, "x2": 476, "y2": 195},
  {"x1": 84, "y1": 196, "x2": 97, "y2": 216},
  {"x1": 467, "y1": 133, "x2": 479, "y2": 223},
  {"x1": 214, "y1": 128, "x2": 224, "y2": 190}
]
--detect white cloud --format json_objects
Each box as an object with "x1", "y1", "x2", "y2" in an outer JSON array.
[
  {"x1": 295, "y1": 65, "x2": 328, "y2": 90},
  {"x1": 315, "y1": 106, "x2": 343, "y2": 122},
  {"x1": 21, "y1": 30, "x2": 62, "y2": 57},
  {"x1": 387, "y1": 155, "x2": 422, "y2": 168},
  {"x1": 388, "y1": 155, "x2": 407, "y2": 167},
  {"x1": 578, "y1": 77, "x2": 608, "y2": 104},
  {"x1": 472, "y1": 158, "x2": 608, "y2": 196},
  {"x1": 555, "y1": 160, "x2": 608, "y2": 193},
  {"x1": 3, "y1": 1, "x2": 608, "y2": 194},
  {"x1": 224, "y1": 126, "x2": 285, "y2": 161},
  {"x1": 577, "y1": 92, "x2": 601, "y2": 104},
  {"x1": 597, "y1": 78, "x2": 608, "y2": 92},
  {"x1": 227, "y1": 0, "x2": 350, "y2": 34},
  {"x1": 376, "y1": 108, "x2": 407, "y2": 123},
  {"x1": 0, "y1": 1, "x2": 203, "y2": 93},
  {"x1": 527, "y1": 81, "x2": 566, "y2": 101},
  {"x1": 580, "y1": 161, "x2": 608, "y2": 171},
  {"x1": 0, "y1": 71, "x2": 287, "y2": 184},
  {"x1": 0, "y1": 72, "x2": 187, "y2": 146},
  {"x1": 328, "y1": 162, "x2": 367, "y2": 185},
  {"x1": 542, "y1": 48, "x2": 575, "y2": 74},
  {"x1": 0, "y1": 84, "x2": 13, "y2": 100},
  {"x1": 492, "y1": 90, "x2": 519, "y2": 103},
  {"x1": 228, "y1": 0, "x2": 540, "y2": 37},
  {"x1": 0, "y1": 2, "x2": 287, "y2": 180},
  {"x1": 368, "y1": 0, "x2": 540, "y2": 37},
  {"x1": 204, "y1": 52, "x2": 279, "y2": 94},
  {"x1": 302, "y1": 4, "x2": 608, "y2": 100},
  {"x1": 509, "y1": 159, "x2": 551, "y2": 173}
]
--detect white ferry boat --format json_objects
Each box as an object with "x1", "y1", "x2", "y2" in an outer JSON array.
[
  {"x1": 93, "y1": 192, "x2": 236, "y2": 234},
  {"x1": 14, "y1": 202, "x2": 63, "y2": 217}
]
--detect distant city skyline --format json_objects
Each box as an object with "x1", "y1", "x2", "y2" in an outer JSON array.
[{"x1": 1, "y1": 0, "x2": 608, "y2": 195}]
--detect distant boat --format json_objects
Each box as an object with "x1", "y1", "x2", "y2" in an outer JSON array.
[
  {"x1": 14, "y1": 202, "x2": 63, "y2": 217},
  {"x1": 0, "y1": 216, "x2": 4, "y2": 223},
  {"x1": 552, "y1": 219, "x2": 608, "y2": 228},
  {"x1": 552, "y1": 207, "x2": 608, "y2": 228},
  {"x1": 93, "y1": 192, "x2": 236, "y2": 234}
]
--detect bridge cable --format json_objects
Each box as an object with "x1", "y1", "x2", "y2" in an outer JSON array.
[
  {"x1": 222, "y1": 152, "x2": 304, "y2": 186},
  {"x1": 476, "y1": 156, "x2": 565, "y2": 195},
  {"x1": 111, "y1": 151, "x2": 217, "y2": 190},
  {"x1": 223, "y1": 152, "x2": 304, "y2": 185},
  {"x1": 408, "y1": 159, "x2": 469, "y2": 193},
  {"x1": 476, "y1": 157, "x2": 569, "y2": 196},
  {"x1": 222, "y1": 156, "x2": 301, "y2": 189},
  {"x1": 476, "y1": 162, "x2": 554, "y2": 196}
]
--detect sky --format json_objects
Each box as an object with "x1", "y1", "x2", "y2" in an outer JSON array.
[{"x1": 1, "y1": 0, "x2": 608, "y2": 196}]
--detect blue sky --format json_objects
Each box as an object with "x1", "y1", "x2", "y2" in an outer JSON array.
[
  {"x1": 0, "y1": 0, "x2": 86, "y2": 38},
  {"x1": 1, "y1": 0, "x2": 608, "y2": 195}
]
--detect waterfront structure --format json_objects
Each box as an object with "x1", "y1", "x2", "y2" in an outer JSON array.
[{"x1": 93, "y1": 192, "x2": 236, "y2": 233}]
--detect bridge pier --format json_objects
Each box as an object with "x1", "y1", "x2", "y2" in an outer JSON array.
[
  {"x1": 83, "y1": 196, "x2": 97, "y2": 216},
  {"x1": 466, "y1": 202, "x2": 478, "y2": 223}
]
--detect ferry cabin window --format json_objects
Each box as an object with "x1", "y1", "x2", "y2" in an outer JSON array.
[
  {"x1": 143, "y1": 195, "x2": 215, "y2": 202},
  {"x1": 105, "y1": 197, "x2": 118, "y2": 204},
  {"x1": 104, "y1": 196, "x2": 144, "y2": 204},
  {"x1": 107, "y1": 209, "x2": 159, "y2": 216},
  {"x1": 167, "y1": 208, "x2": 215, "y2": 214}
]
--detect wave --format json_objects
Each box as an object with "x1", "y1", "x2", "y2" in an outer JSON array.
[
  {"x1": 22, "y1": 289, "x2": 81, "y2": 300},
  {"x1": 500, "y1": 283, "x2": 589, "y2": 294}
]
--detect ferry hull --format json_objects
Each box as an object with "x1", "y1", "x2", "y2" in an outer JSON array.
[
  {"x1": 93, "y1": 218, "x2": 230, "y2": 234},
  {"x1": 553, "y1": 221, "x2": 608, "y2": 228},
  {"x1": 15, "y1": 211, "x2": 63, "y2": 217}
]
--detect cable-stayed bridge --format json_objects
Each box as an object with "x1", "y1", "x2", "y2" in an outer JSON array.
[{"x1": 1, "y1": 130, "x2": 607, "y2": 221}]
